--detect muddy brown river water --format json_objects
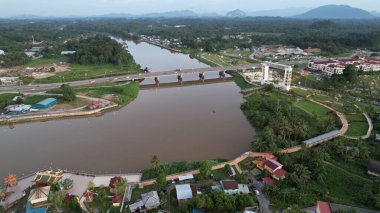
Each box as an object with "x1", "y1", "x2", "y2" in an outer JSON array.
[{"x1": 0, "y1": 41, "x2": 255, "y2": 179}]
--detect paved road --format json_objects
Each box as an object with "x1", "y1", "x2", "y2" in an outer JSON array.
[
  {"x1": 248, "y1": 173, "x2": 271, "y2": 213},
  {"x1": 0, "y1": 64, "x2": 259, "y2": 94}
]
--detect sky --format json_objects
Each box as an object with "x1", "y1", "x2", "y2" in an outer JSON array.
[{"x1": 0, "y1": 0, "x2": 379, "y2": 17}]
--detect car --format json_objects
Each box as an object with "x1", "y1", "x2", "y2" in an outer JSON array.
[{"x1": 254, "y1": 190, "x2": 260, "y2": 196}]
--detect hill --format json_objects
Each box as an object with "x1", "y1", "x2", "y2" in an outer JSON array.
[
  {"x1": 226, "y1": 9, "x2": 246, "y2": 18},
  {"x1": 294, "y1": 5, "x2": 377, "y2": 19}
]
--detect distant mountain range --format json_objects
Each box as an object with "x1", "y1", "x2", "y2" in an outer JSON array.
[
  {"x1": 3, "y1": 5, "x2": 379, "y2": 20},
  {"x1": 294, "y1": 5, "x2": 377, "y2": 19}
]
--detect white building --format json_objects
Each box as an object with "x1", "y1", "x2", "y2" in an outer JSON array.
[
  {"x1": 0, "y1": 50, "x2": 5, "y2": 55},
  {"x1": 308, "y1": 57, "x2": 380, "y2": 76},
  {"x1": 61, "y1": 51, "x2": 76, "y2": 56},
  {"x1": 0, "y1": 77, "x2": 20, "y2": 86}
]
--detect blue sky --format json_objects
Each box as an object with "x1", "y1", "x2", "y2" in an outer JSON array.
[{"x1": 0, "y1": 0, "x2": 379, "y2": 17}]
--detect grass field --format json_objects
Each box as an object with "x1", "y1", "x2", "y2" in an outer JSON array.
[
  {"x1": 345, "y1": 114, "x2": 369, "y2": 137},
  {"x1": 35, "y1": 64, "x2": 139, "y2": 84},
  {"x1": 226, "y1": 71, "x2": 253, "y2": 89},
  {"x1": 74, "y1": 82, "x2": 140, "y2": 106},
  {"x1": 294, "y1": 99, "x2": 330, "y2": 117},
  {"x1": 24, "y1": 57, "x2": 68, "y2": 67}
]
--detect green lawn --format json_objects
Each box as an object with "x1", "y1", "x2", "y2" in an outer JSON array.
[
  {"x1": 74, "y1": 82, "x2": 140, "y2": 106},
  {"x1": 226, "y1": 71, "x2": 253, "y2": 90},
  {"x1": 294, "y1": 99, "x2": 330, "y2": 117},
  {"x1": 35, "y1": 64, "x2": 139, "y2": 84},
  {"x1": 346, "y1": 114, "x2": 369, "y2": 137},
  {"x1": 24, "y1": 57, "x2": 68, "y2": 67},
  {"x1": 291, "y1": 88, "x2": 312, "y2": 97}
]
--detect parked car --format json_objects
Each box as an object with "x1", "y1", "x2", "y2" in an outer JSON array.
[{"x1": 254, "y1": 190, "x2": 260, "y2": 196}]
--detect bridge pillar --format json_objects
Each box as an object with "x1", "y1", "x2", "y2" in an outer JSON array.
[
  {"x1": 219, "y1": 71, "x2": 225, "y2": 79},
  {"x1": 177, "y1": 74, "x2": 183, "y2": 84},
  {"x1": 199, "y1": 72, "x2": 205, "y2": 82},
  {"x1": 154, "y1": 77, "x2": 160, "y2": 86},
  {"x1": 261, "y1": 64, "x2": 269, "y2": 84},
  {"x1": 283, "y1": 66, "x2": 292, "y2": 91}
]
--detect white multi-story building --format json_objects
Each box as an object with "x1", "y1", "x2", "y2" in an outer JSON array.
[{"x1": 308, "y1": 57, "x2": 380, "y2": 76}]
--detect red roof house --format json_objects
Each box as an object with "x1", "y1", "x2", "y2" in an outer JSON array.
[
  {"x1": 272, "y1": 169, "x2": 287, "y2": 180},
  {"x1": 262, "y1": 177, "x2": 276, "y2": 187},
  {"x1": 112, "y1": 194, "x2": 123, "y2": 207}
]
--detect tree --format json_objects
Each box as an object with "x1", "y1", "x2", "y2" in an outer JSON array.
[
  {"x1": 343, "y1": 64, "x2": 358, "y2": 83},
  {"x1": 151, "y1": 155, "x2": 161, "y2": 171},
  {"x1": 199, "y1": 161, "x2": 212, "y2": 180},
  {"x1": 87, "y1": 180, "x2": 95, "y2": 190},
  {"x1": 50, "y1": 191, "x2": 65, "y2": 209},
  {"x1": 155, "y1": 172, "x2": 167, "y2": 191},
  {"x1": 94, "y1": 189, "x2": 111, "y2": 213},
  {"x1": 193, "y1": 195, "x2": 206, "y2": 209},
  {"x1": 60, "y1": 84, "x2": 76, "y2": 102},
  {"x1": 115, "y1": 178, "x2": 128, "y2": 195}
]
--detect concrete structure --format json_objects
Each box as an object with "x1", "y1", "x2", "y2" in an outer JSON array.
[
  {"x1": 261, "y1": 62, "x2": 293, "y2": 91},
  {"x1": 0, "y1": 77, "x2": 20, "y2": 86},
  {"x1": 178, "y1": 174, "x2": 195, "y2": 183},
  {"x1": 32, "y1": 98, "x2": 57, "y2": 110},
  {"x1": 175, "y1": 184, "x2": 193, "y2": 201}
]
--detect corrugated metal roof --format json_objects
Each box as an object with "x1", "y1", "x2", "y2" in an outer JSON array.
[
  {"x1": 36, "y1": 98, "x2": 57, "y2": 106},
  {"x1": 175, "y1": 184, "x2": 193, "y2": 200},
  {"x1": 303, "y1": 130, "x2": 340, "y2": 146}
]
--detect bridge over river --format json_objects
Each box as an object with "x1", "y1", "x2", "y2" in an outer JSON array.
[{"x1": 0, "y1": 64, "x2": 259, "y2": 94}]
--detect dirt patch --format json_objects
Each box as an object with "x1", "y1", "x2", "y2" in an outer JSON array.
[
  {"x1": 102, "y1": 94, "x2": 116, "y2": 102},
  {"x1": 51, "y1": 104, "x2": 75, "y2": 111},
  {"x1": 31, "y1": 72, "x2": 56, "y2": 79}
]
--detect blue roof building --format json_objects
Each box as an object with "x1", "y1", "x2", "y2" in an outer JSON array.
[{"x1": 32, "y1": 98, "x2": 57, "y2": 110}]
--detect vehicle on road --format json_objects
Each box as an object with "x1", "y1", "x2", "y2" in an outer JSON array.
[{"x1": 254, "y1": 190, "x2": 260, "y2": 195}]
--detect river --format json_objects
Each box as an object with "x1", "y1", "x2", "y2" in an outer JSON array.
[{"x1": 0, "y1": 41, "x2": 255, "y2": 179}]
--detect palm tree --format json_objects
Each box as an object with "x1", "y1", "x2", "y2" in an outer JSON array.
[
  {"x1": 151, "y1": 155, "x2": 161, "y2": 170},
  {"x1": 293, "y1": 164, "x2": 311, "y2": 186}
]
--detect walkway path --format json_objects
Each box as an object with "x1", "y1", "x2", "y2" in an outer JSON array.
[
  {"x1": 139, "y1": 99, "x2": 349, "y2": 188},
  {"x1": 344, "y1": 113, "x2": 373, "y2": 140}
]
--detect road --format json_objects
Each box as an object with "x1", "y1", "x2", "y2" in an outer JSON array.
[
  {"x1": 0, "y1": 64, "x2": 258, "y2": 94},
  {"x1": 248, "y1": 173, "x2": 271, "y2": 213}
]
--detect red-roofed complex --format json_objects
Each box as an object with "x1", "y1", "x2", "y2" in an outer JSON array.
[
  {"x1": 316, "y1": 201, "x2": 332, "y2": 213},
  {"x1": 308, "y1": 56, "x2": 380, "y2": 76},
  {"x1": 272, "y1": 169, "x2": 287, "y2": 180}
]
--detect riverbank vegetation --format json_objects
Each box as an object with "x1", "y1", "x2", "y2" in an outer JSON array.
[
  {"x1": 74, "y1": 82, "x2": 140, "y2": 106},
  {"x1": 226, "y1": 71, "x2": 253, "y2": 89},
  {"x1": 241, "y1": 87, "x2": 339, "y2": 151},
  {"x1": 267, "y1": 136, "x2": 380, "y2": 210}
]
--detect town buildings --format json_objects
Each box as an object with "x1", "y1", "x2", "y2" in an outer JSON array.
[{"x1": 308, "y1": 57, "x2": 380, "y2": 75}]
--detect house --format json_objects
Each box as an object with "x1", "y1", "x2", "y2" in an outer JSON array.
[
  {"x1": 0, "y1": 77, "x2": 20, "y2": 86},
  {"x1": 28, "y1": 186, "x2": 50, "y2": 207},
  {"x1": 228, "y1": 167, "x2": 236, "y2": 177},
  {"x1": 112, "y1": 194, "x2": 123, "y2": 207},
  {"x1": 220, "y1": 180, "x2": 239, "y2": 195},
  {"x1": 6, "y1": 104, "x2": 32, "y2": 115},
  {"x1": 238, "y1": 184, "x2": 250, "y2": 195},
  {"x1": 376, "y1": 134, "x2": 380, "y2": 142},
  {"x1": 178, "y1": 174, "x2": 195, "y2": 183},
  {"x1": 367, "y1": 160, "x2": 380, "y2": 176},
  {"x1": 262, "y1": 177, "x2": 276, "y2": 187},
  {"x1": 32, "y1": 98, "x2": 57, "y2": 110},
  {"x1": 0, "y1": 50, "x2": 5, "y2": 55},
  {"x1": 272, "y1": 168, "x2": 287, "y2": 180},
  {"x1": 129, "y1": 200, "x2": 144, "y2": 212},
  {"x1": 264, "y1": 160, "x2": 283, "y2": 173},
  {"x1": 316, "y1": 201, "x2": 332, "y2": 213},
  {"x1": 175, "y1": 184, "x2": 193, "y2": 201},
  {"x1": 141, "y1": 191, "x2": 160, "y2": 210}
]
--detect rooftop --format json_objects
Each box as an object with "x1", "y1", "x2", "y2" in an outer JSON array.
[
  {"x1": 221, "y1": 180, "x2": 239, "y2": 190},
  {"x1": 303, "y1": 130, "x2": 340, "y2": 146},
  {"x1": 317, "y1": 201, "x2": 332, "y2": 213},
  {"x1": 368, "y1": 159, "x2": 380, "y2": 174},
  {"x1": 175, "y1": 184, "x2": 193, "y2": 200}
]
